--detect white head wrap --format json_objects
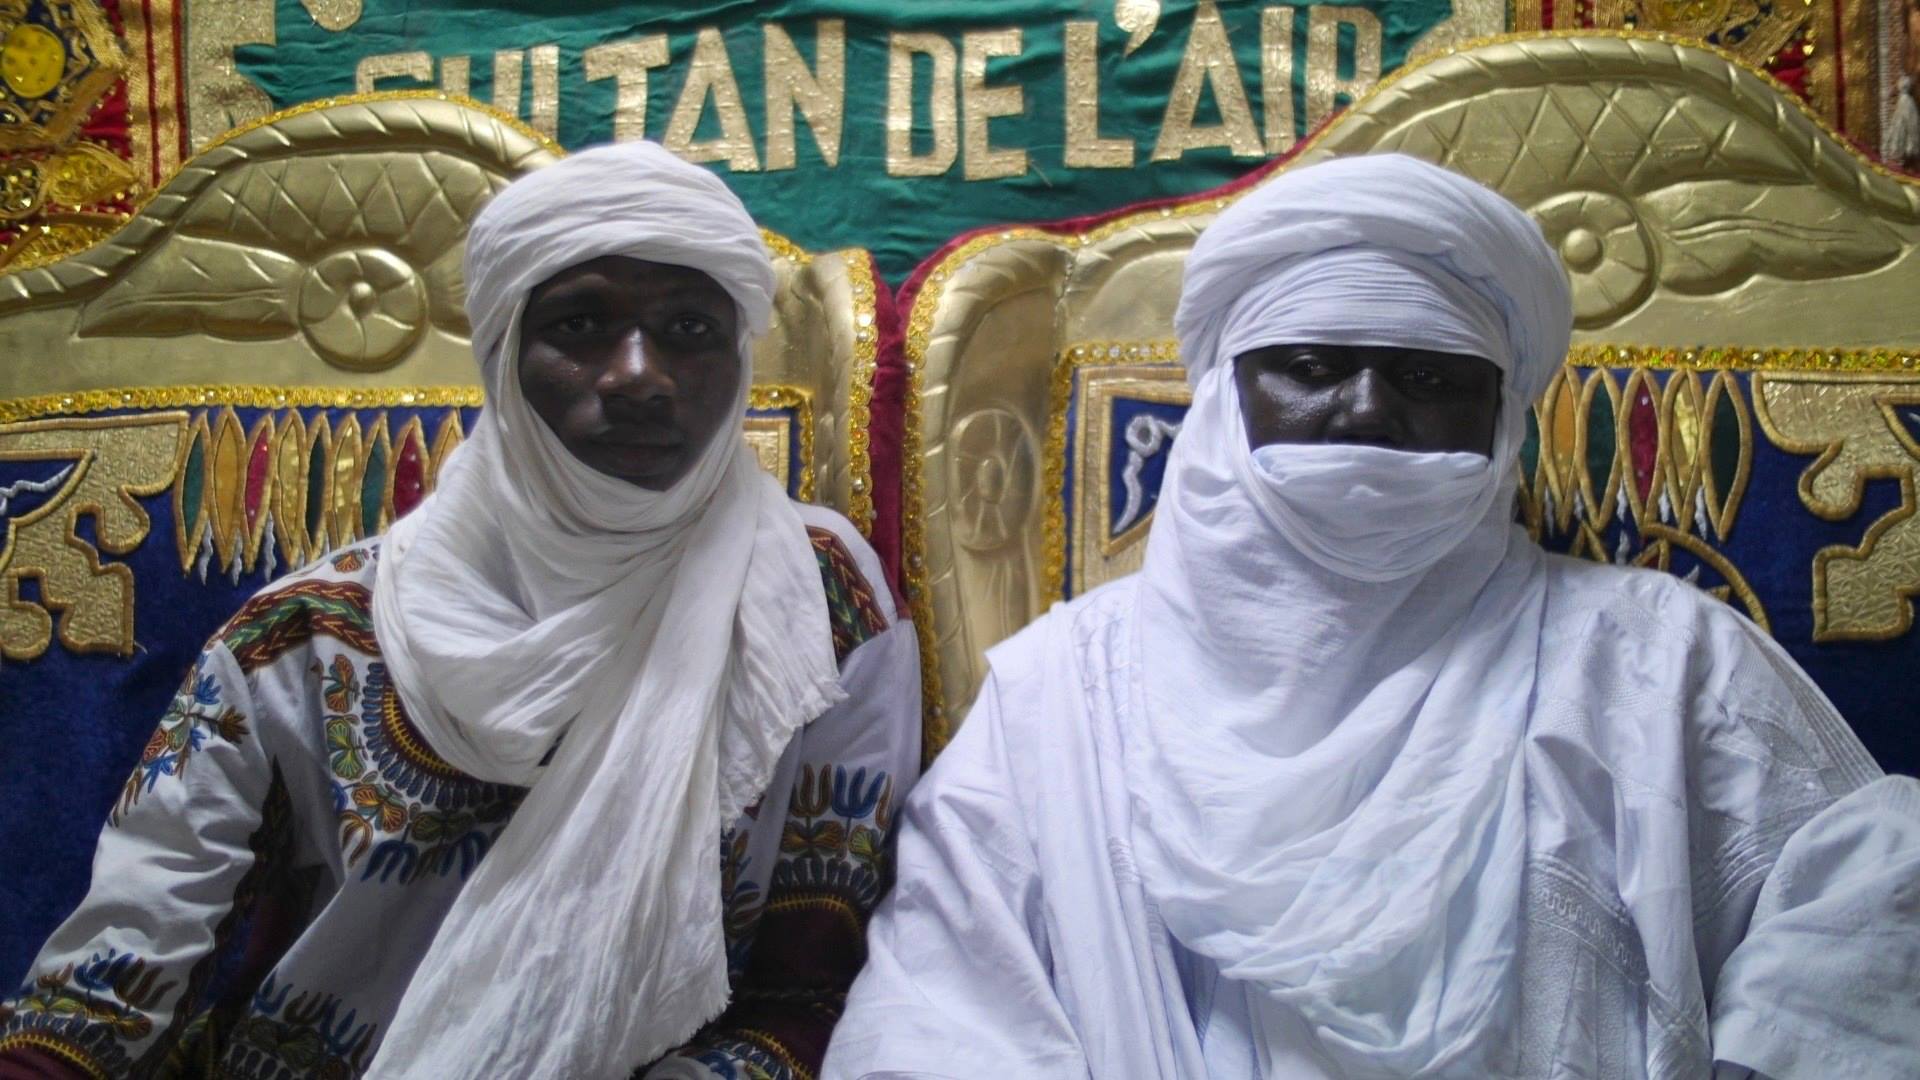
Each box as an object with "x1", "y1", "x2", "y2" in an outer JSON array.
[
  {"x1": 367, "y1": 142, "x2": 844, "y2": 1079},
  {"x1": 1127, "y1": 154, "x2": 1573, "y2": 1075}
]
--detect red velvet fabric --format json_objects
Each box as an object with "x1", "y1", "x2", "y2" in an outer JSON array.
[
  {"x1": 0, "y1": 1046, "x2": 95, "y2": 1080},
  {"x1": 864, "y1": 250, "x2": 911, "y2": 608}
]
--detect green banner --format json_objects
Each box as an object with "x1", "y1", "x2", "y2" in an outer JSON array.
[{"x1": 231, "y1": 0, "x2": 1456, "y2": 279}]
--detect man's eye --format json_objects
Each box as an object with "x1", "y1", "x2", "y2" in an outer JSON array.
[
  {"x1": 549, "y1": 313, "x2": 606, "y2": 337},
  {"x1": 1403, "y1": 367, "x2": 1446, "y2": 388},
  {"x1": 1284, "y1": 356, "x2": 1337, "y2": 379},
  {"x1": 669, "y1": 314, "x2": 716, "y2": 338}
]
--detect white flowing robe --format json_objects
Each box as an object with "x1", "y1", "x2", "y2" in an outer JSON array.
[{"x1": 825, "y1": 560, "x2": 1919, "y2": 1080}]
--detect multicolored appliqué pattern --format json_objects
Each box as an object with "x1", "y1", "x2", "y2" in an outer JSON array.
[
  {"x1": 116, "y1": 659, "x2": 251, "y2": 823},
  {"x1": 808, "y1": 527, "x2": 889, "y2": 663},
  {"x1": 1520, "y1": 365, "x2": 1767, "y2": 628},
  {"x1": 173, "y1": 407, "x2": 471, "y2": 582},
  {"x1": 0, "y1": 947, "x2": 173, "y2": 1078},
  {"x1": 217, "y1": 579, "x2": 382, "y2": 675},
  {"x1": 223, "y1": 974, "x2": 379, "y2": 1080},
  {"x1": 328, "y1": 658, "x2": 523, "y2": 885},
  {"x1": 671, "y1": 762, "x2": 896, "y2": 1080}
]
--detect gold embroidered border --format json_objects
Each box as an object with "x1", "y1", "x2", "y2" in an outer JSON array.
[
  {"x1": 0, "y1": 1033, "x2": 108, "y2": 1080},
  {"x1": 1036, "y1": 341, "x2": 1917, "y2": 643},
  {"x1": 2, "y1": 385, "x2": 815, "y2": 487},
  {"x1": 1750, "y1": 370, "x2": 1920, "y2": 641},
  {"x1": 1567, "y1": 345, "x2": 1920, "y2": 370},
  {"x1": 842, "y1": 251, "x2": 880, "y2": 533},
  {"x1": 0, "y1": 384, "x2": 486, "y2": 424},
  {"x1": 0, "y1": 412, "x2": 181, "y2": 661},
  {"x1": 1042, "y1": 341, "x2": 1184, "y2": 603},
  {"x1": 900, "y1": 305, "x2": 940, "y2": 760},
  {"x1": 748, "y1": 384, "x2": 817, "y2": 504}
]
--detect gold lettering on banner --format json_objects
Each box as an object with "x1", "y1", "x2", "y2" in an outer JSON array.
[
  {"x1": 493, "y1": 49, "x2": 523, "y2": 115},
  {"x1": 300, "y1": 0, "x2": 362, "y2": 31},
  {"x1": 887, "y1": 32, "x2": 959, "y2": 177},
  {"x1": 962, "y1": 29, "x2": 1027, "y2": 180},
  {"x1": 584, "y1": 37, "x2": 670, "y2": 142},
  {"x1": 666, "y1": 28, "x2": 761, "y2": 172},
  {"x1": 1306, "y1": 6, "x2": 1383, "y2": 130},
  {"x1": 1064, "y1": 21, "x2": 1132, "y2": 168},
  {"x1": 765, "y1": 21, "x2": 846, "y2": 170},
  {"x1": 186, "y1": 0, "x2": 276, "y2": 151},
  {"x1": 439, "y1": 55, "x2": 471, "y2": 98},
  {"x1": 1152, "y1": 0, "x2": 1261, "y2": 161},
  {"x1": 354, "y1": 51, "x2": 432, "y2": 94},
  {"x1": 1261, "y1": 7, "x2": 1298, "y2": 154},
  {"x1": 528, "y1": 44, "x2": 560, "y2": 137}
]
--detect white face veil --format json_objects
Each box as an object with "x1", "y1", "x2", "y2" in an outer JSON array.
[
  {"x1": 366, "y1": 142, "x2": 844, "y2": 1079},
  {"x1": 1126, "y1": 153, "x2": 1574, "y2": 1076}
]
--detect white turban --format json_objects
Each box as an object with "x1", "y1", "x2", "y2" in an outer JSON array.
[
  {"x1": 1175, "y1": 151, "x2": 1571, "y2": 403},
  {"x1": 1127, "y1": 155, "x2": 1575, "y2": 1076},
  {"x1": 369, "y1": 143, "x2": 843, "y2": 1079}
]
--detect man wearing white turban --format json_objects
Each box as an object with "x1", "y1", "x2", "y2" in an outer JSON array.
[
  {"x1": 823, "y1": 154, "x2": 1919, "y2": 1080},
  {"x1": 1, "y1": 143, "x2": 919, "y2": 1080}
]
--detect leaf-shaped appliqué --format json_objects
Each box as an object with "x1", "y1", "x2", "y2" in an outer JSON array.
[{"x1": 322, "y1": 653, "x2": 358, "y2": 714}]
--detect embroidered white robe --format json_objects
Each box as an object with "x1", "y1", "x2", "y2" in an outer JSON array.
[
  {"x1": 2, "y1": 505, "x2": 919, "y2": 1080},
  {"x1": 826, "y1": 560, "x2": 1919, "y2": 1080}
]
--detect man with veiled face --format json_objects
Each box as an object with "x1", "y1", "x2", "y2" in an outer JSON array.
[{"x1": 825, "y1": 155, "x2": 1919, "y2": 1080}]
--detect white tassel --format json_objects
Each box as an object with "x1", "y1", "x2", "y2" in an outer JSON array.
[
  {"x1": 262, "y1": 516, "x2": 279, "y2": 580},
  {"x1": 1888, "y1": 77, "x2": 1920, "y2": 165},
  {"x1": 194, "y1": 529, "x2": 214, "y2": 583}
]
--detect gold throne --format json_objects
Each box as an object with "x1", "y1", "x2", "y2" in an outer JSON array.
[{"x1": 901, "y1": 34, "x2": 1920, "y2": 758}]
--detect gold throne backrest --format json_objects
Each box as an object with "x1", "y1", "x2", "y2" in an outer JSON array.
[
  {"x1": 903, "y1": 34, "x2": 1920, "y2": 751},
  {"x1": 0, "y1": 93, "x2": 881, "y2": 529},
  {"x1": 0, "y1": 94, "x2": 881, "y2": 681}
]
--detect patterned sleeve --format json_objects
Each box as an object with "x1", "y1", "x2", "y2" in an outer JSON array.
[
  {"x1": 642, "y1": 523, "x2": 923, "y2": 1080},
  {"x1": 0, "y1": 642, "x2": 278, "y2": 1079}
]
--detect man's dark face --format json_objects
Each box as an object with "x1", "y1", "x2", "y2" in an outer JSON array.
[
  {"x1": 1232, "y1": 344, "x2": 1503, "y2": 456},
  {"x1": 518, "y1": 256, "x2": 740, "y2": 491}
]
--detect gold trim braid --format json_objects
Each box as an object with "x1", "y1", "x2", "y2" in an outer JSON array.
[
  {"x1": 0, "y1": 385, "x2": 486, "y2": 424},
  {"x1": 1566, "y1": 345, "x2": 1920, "y2": 370},
  {"x1": 843, "y1": 250, "x2": 880, "y2": 533}
]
